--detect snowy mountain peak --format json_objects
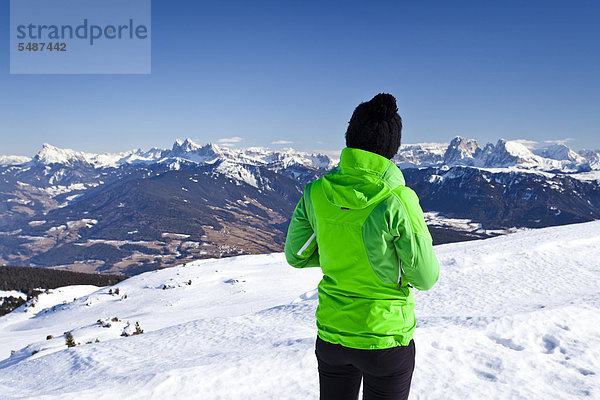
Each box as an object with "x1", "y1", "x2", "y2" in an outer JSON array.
[
  {"x1": 34, "y1": 143, "x2": 93, "y2": 166},
  {"x1": 483, "y1": 138, "x2": 537, "y2": 167},
  {"x1": 534, "y1": 143, "x2": 585, "y2": 163},
  {"x1": 169, "y1": 139, "x2": 223, "y2": 163},
  {"x1": 172, "y1": 138, "x2": 205, "y2": 153},
  {"x1": 498, "y1": 139, "x2": 535, "y2": 158},
  {"x1": 443, "y1": 136, "x2": 481, "y2": 165},
  {"x1": 394, "y1": 142, "x2": 447, "y2": 167}
]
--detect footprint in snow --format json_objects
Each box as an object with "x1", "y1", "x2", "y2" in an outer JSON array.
[
  {"x1": 292, "y1": 289, "x2": 318, "y2": 303},
  {"x1": 473, "y1": 369, "x2": 498, "y2": 382},
  {"x1": 430, "y1": 341, "x2": 454, "y2": 352},
  {"x1": 577, "y1": 368, "x2": 595, "y2": 376},
  {"x1": 224, "y1": 278, "x2": 245, "y2": 284},
  {"x1": 487, "y1": 334, "x2": 525, "y2": 351},
  {"x1": 541, "y1": 334, "x2": 559, "y2": 354}
]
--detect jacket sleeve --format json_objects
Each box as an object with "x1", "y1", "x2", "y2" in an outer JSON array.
[
  {"x1": 391, "y1": 187, "x2": 439, "y2": 290},
  {"x1": 284, "y1": 184, "x2": 320, "y2": 268}
]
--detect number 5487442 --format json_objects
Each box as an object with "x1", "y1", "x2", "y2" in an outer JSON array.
[{"x1": 17, "y1": 42, "x2": 66, "y2": 51}]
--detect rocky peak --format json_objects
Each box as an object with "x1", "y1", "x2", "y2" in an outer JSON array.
[
  {"x1": 443, "y1": 136, "x2": 481, "y2": 165},
  {"x1": 169, "y1": 139, "x2": 223, "y2": 163}
]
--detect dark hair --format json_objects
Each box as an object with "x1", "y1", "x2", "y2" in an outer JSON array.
[{"x1": 345, "y1": 93, "x2": 402, "y2": 159}]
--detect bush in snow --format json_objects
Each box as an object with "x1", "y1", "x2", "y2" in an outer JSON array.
[
  {"x1": 46, "y1": 335, "x2": 53, "y2": 340},
  {"x1": 133, "y1": 321, "x2": 144, "y2": 335},
  {"x1": 28, "y1": 296, "x2": 38, "y2": 308},
  {"x1": 121, "y1": 321, "x2": 144, "y2": 337},
  {"x1": 98, "y1": 319, "x2": 112, "y2": 328},
  {"x1": 121, "y1": 323, "x2": 130, "y2": 337}
]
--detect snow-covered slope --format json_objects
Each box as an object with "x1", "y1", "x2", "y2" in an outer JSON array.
[
  {"x1": 1, "y1": 221, "x2": 599, "y2": 399},
  {"x1": 0, "y1": 155, "x2": 31, "y2": 166},
  {"x1": 533, "y1": 143, "x2": 587, "y2": 163}
]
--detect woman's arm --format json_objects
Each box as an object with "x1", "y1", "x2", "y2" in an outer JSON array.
[
  {"x1": 391, "y1": 187, "x2": 440, "y2": 290},
  {"x1": 285, "y1": 184, "x2": 320, "y2": 268}
]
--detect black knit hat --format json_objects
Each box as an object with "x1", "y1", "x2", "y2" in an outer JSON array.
[{"x1": 345, "y1": 93, "x2": 402, "y2": 159}]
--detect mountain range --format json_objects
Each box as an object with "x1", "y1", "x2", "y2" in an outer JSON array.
[{"x1": 1, "y1": 137, "x2": 599, "y2": 274}]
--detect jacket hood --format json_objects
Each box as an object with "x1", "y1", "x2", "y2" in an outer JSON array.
[{"x1": 321, "y1": 147, "x2": 405, "y2": 209}]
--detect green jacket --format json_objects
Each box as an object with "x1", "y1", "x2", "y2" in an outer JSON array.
[{"x1": 285, "y1": 147, "x2": 439, "y2": 349}]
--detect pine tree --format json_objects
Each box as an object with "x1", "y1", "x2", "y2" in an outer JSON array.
[{"x1": 65, "y1": 332, "x2": 76, "y2": 347}]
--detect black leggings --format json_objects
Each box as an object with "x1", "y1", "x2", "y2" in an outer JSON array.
[{"x1": 315, "y1": 336, "x2": 415, "y2": 400}]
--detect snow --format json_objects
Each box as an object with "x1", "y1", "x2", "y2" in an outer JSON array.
[
  {"x1": 0, "y1": 155, "x2": 31, "y2": 166},
  {"x1": 534, "y1": 144, "x2": 586, "y2": 163},
  {"x1": 0, "y1": 221, "x2": 599, "y2": 399},
  {"x1": 28, "y1": 220, "x2": 46, "y2": 226},
  {"x1": 215, "y1": 160, "x2": 259, "y2": 188},
  {"x1": 504, "y1": 140, "x2": 536, "y2": 159},
  {"x1": 65, "y1": 194, "x2": 83, "y2": 202},
  {"x1": 66, "y1": 219, "x2": 98, "y2": 229},
  {"x1": 394, "y1": 146, "x2": 446, "y2": 169},
  {"x1": 32, "y1": 143, "x2": 160, "y2": 168},
  {"x1": 161, "y1": 232, "x2": 190, "y2": 239},
  {"x1": 46, "y1": 225, "x2": 66, "y2": 233},
  {"x1": 422, "y1": 211, "x2": 524, "y2": 236},
  {"x1": 43, "y1": 183, "x2": 90, "y2": 197},
  {"x1": 0, "y1": 290, "x2": 27, "y2": 301},
  {"x1": 395, "y1": 137, "x2": 598, "y2": 174},
  {"x1": 14, "y1": 139, "x2": 338, "y2": 173},
  {"x1": 6, "y1": 198, "x2": 32, "y2": 205},
  {"x1": 5, "y1": 139, "x2": 599, "y2": 195},
  {"x1": 571, "y1": 171, "x2": 600, "y2": 182}
]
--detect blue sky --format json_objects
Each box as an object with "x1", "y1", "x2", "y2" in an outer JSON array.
[{"x1": 1, "y1": 0, "x2": 599, "y2": 157}]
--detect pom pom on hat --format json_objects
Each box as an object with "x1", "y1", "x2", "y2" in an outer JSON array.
[{"x1": 363, "y1": 93, "x2": 398, "y2": 122}]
